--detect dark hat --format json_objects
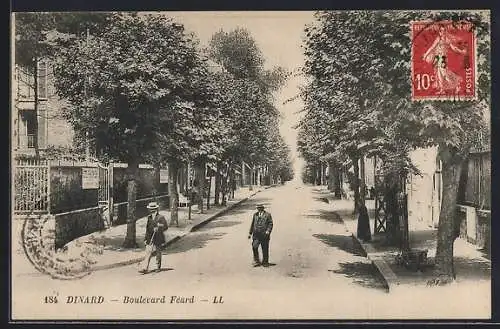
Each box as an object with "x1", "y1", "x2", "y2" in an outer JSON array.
[{"x1": 256, "y1": 204, "x2": 265, "y2": 209}]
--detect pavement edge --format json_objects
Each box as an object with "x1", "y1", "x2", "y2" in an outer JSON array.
[
  {"x1": 349, "y1": 232, "x2": 400, "y2": 292},
  {"x1": 321, "y1": 190, "x2": 400, "y2": 293},
  {"x1": 88, "y1": 186, "x2": 272, "y2": 273}
]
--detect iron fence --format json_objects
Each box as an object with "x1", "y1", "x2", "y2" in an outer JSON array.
[{"x1": 14, "y1": 158, "x2": 50, "y2": 213}]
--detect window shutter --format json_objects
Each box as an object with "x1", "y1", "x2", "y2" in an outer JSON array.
[
  {"x1": 37, "y1": 60, "x2": 47, "y2": 99},
  {"x1": 37, "y1": 102, "x2": 47, "y2": 149}
]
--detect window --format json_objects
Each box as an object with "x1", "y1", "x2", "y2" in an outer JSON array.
[
  {"x1": 25, "y1": 112, "x2": 36, "y2": 136},
  {"x1": 16, "y1": 66, "x2": 33, "y2": 99},
  {"x1": 16, "y1": 61, "x2": 48, "y2": 100},
  {"x1": 20, "y1": 110, "x2": 37, "y2": 148}
]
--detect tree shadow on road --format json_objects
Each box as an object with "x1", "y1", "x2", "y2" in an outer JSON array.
[
  {"x1": 329, "y1": 262, "x2": 388, "y2": 291},
  {"x1": 313, "y1": 234, "x2": 365, "y2": 256},
  {"x1": 165, "y1": 232, "x2": 225, "y2": 255},
  {"x1": 196, "y1": 220, "x2": 243, "y2": 231},
  {"x1": 88, "y1": 235, "x2": 144, "y2": 252},
  {"x1": 312, "y1": 188, "x2": 330, "y2": 194},
  {"x1": 385, "y1": 255, "x2": 491, "y2": 285},
  {"x1": 478, "y1": 247, "x2": 490, "y2": 260},
  {"x1": 334, "y1": 208, "x2": 356, "y2": 221},
  {"x1": 451, "y1": 257, "x2": 490, "y2": 281},
  {"x1": 306, "y1": 210, "x2": 344, "y2": 224},
  {"x1": 141, "y1": 268, "x2": 174, "y2": 275},
  {"x1": 227, "y1": 197, "x2": 273, "y2": 215},
  {"x1": 313, "y1": 197, "x2": 330, "y2": 203}
]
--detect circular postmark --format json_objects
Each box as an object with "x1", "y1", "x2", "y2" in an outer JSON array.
[{"x1": 20, "y1": 212, "x2": 102, "y2": 280}]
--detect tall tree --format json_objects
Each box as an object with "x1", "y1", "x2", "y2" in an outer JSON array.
[
  {"x1": 208, "y1": 27, "x2": 291, "y2": 202},
  {"x1": 53, "y1": 13, "x2": 211, "y2": 245},
  {"x1": 300, "y1": 10, "x2": 490, "y2": 284}
]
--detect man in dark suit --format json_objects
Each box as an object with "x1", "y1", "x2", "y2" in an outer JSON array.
[
  {"x1": 248, "y1": 204, "x2": 273, "y2": 267},
  {"x1": 140, "y1": 202, "x2": 168, "y2": 273}
]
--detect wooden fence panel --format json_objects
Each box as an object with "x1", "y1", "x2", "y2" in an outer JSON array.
[{"x1": 463, "y1": 152, "x2": 490, "y2": 209}]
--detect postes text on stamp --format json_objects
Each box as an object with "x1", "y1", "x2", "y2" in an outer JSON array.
[{"x1": 411, "y1": 20, "x2": 476, "y2": 101}]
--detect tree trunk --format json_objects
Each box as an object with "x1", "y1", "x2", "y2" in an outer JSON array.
[
  {"x1": 231, "y1": 169, "x2": 236, "y2": 199},
  {"x1": 206, "y1": 169, "x2": 212, "y2": 210},
  {"x1": 339, "y1": 169, "x2": 343, "y2": 195},
  {"x1": 334, "y1": 167, "x2": 342, "y2": 199},
  {"x1": 429, "y1": 146, "x2": 466, "y2": 285},
  {"x1": 241, "y1": 161, "x2": 246, "y2": 186},
  {"x1": 228, "y1": 162, "x2": 234, "y2": 199},
  {"x1": 249, "y1": 164, "x2": 254, "y2": 191},
  {"x1": 195, "y1": 160, "x2": 206, "y2": 213},
  {"x1": 221, "y1": 162, "x2": 230, "y2": 206},
  {"x1": 227, "y1": 167, "x2": 234, "y2": 200},
  {"x1": 321, "y1": 163, "x2": 326, "y2": 185},
  {"x1": 327, "y1": 162, "x2": 334, "y2": 191},
  {"x1": 179, "y1": 164, "x2": 187, "y2": 196},
  {"x1": 168, "y1": 162, "x2": 179, "y2": 227},
  {"x1": 317, "y1": 164, "x2": 321, "y2": 185},
  {"x1": 360, "y1": 155, "x2": 366, "y2": 206},
  {"x1": 122, "y1": 158, "x2": 139, "y2": 248},
  {"x1": 214, "y1": 161, "x2": 222, "y2": 205},
  {"x1": 352, "y1": 157, "x2": 361, "y2": 214},
  {"x1": 153, "y1": 161, "x2": 160, "y2": 201}
]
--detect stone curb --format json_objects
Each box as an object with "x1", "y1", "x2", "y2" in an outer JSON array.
[
  {"x1": 87, "y1": 186, "x2": 272, "y2": 273},
  {"x1": 348, "y1": 232, "x2": 400, "y2": 292},
  {"x1": 321, "y1": 190, "x2": 400, "y2": 293}
]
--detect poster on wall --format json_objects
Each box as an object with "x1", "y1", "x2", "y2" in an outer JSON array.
[
  {"x1": 159, "y1": 169, "x2": 169, "y2": 183},
  {"x1": 81, "y1": 167, "x2": 99, "y2": 189}
]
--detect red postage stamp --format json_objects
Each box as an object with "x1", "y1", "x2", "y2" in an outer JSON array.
[{"x1": 411, "y1": 20, "x2": 476, "y2": 101}]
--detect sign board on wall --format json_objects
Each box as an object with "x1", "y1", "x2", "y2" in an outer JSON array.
[
  {"x1": 82, "y1": 167, "x2": 99, "y2": 189},
  {"x1": 160, "y1": 169, "x2": 169, "y2": 183}
]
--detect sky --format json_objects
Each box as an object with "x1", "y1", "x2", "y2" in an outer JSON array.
[{"x1": 163, "y1": 11, "x2": 316, "y2": 178}]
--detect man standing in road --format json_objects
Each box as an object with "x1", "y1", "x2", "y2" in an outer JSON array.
[
  {"x1": 248, "y1": 204, "x2": 273, "y2": 267},
  {"x1": 140, "y1": 202, "x2": 168, "y2": 273}
]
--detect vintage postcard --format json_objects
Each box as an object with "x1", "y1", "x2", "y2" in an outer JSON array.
[{"x1": 10, "y1": 10, "x2": 491, "y2": 321}]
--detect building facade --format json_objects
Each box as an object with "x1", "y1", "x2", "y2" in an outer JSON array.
[
  {"x1": 406, "y1": 145, "x2": 491, "y2": 249},
  {"x1": 12, "y1": 60, "x2": 74, "y2": 157}
]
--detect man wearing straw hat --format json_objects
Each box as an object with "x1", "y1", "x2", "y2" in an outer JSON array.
[
  {"x1": 248, "y1": 204, "x2": 273, "y2": 267},
  {"x1": 139, "y1": 202, "x2": 168, "y2": 273}
]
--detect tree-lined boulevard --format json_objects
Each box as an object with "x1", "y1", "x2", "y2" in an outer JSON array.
[
  {"x1": 296, "y1": 11, "x2": 490, "y2": 285},
  {"x1": 15, "y1": 12, "x2": 294, "y2": 247},
  {"x1": 12, "y1": 182, "x2": 490, "y2": 319},
  {"x1": 11, "y1": 10, "x2": 491, "y2": 320}
]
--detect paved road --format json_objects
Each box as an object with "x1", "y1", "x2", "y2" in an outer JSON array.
[{"x1": 11, "y1": 180, "x2": 490, "y2": 320}]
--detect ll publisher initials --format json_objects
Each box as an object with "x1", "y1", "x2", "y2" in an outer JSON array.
[{"x1": 213, "y1": 296, "x2": 224, "y2": 304}]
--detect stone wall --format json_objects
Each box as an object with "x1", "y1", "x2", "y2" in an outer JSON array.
[
  {"x1": 54, "y1": 207, "x2": 104, "y2": 249},
  {"x1": 112, "y1": 195, "x2": 169, "y2": 226},
  {"x1": 54, "y1": 194, "x2": 170, "y2": 249},
  {"x1": 476, "y1": 211, "x2": 490, "y2": 253},
  {"x1": 406, "y1": 147, "x2": 439, "y2": 230}
]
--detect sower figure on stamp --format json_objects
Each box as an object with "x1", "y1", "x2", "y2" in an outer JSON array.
[
  {"x1": 139, "y1": 202, "x2": 168, "y2": 274},
  {"x1": 248, "y1": 204, "x2": 273, "y2": 267}
]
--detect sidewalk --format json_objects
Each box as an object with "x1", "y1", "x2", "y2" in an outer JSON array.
[
  {"x1": 315, "y1": 187, "x2": 491, "y2": 291},
  {"x1": 59, "y1": 185, "x2": 272, "y2": 273}
]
